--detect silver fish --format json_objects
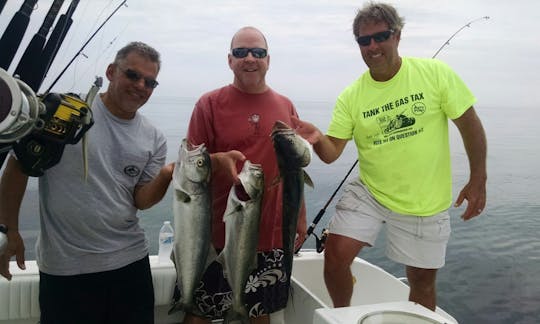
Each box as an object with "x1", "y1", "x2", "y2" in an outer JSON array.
[
  {"x1": 170, "y1": 139, "x2": 214, "y2": 314},
  {"x1": 271, "y1": 120, "x2": 313, "y2": 284},
  {"x1": 217, "y1": 160, "x2": 264, "y2": 323}
]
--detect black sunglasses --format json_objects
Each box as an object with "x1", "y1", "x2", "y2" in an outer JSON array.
[
  {"x1": 356, "y1": 29, "x2": 394, "y2": 47},
  {"x1": 119, "y1": 67, "x2": 159, "y2": 89},
  {"x1": 231, "y1": 47, "x2": 268, "y2": 59}
]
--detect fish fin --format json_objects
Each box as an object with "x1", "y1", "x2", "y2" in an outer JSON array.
[
  {"x1": 303, "y1": 170, "x2": 314, "y2": 188},
  {"x1": 249, "y1": 253, "x2": 258, "y2": 274},
  {"x1": 175, "y1": 189, "x2": 191, "y2": 203},
  {"x1": 167, "y1": 302, "x2": 183, "y2": 315},
  {"x1": 222, "y1": 203, "x2": 244, "y2": 222}
]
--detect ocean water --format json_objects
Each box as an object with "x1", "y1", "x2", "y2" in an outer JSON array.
[{"x1": 12, "y1": 97, "x2": 540, "y2": 323}]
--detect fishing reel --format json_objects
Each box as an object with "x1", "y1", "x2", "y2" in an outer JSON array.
[
  {"x1": 0, "y1": 67, "x2": 95, "y2": 176},
  {"x1": 314, "y1": 228, "x2": 329, "y2": 253}
]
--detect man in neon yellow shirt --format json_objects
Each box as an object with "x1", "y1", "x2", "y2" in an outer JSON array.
[{"x1": 293, "y1": 2, "x2": 487, "y2": 312}]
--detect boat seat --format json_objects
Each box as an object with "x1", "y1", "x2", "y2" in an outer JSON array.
[{"x1": 0, "y1": 257, "x2": 177, "y2": 323}]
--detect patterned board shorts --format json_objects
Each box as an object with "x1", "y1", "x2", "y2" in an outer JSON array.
[{"x1": 172, "y1": 248, "x2": 290, "y2": 320}]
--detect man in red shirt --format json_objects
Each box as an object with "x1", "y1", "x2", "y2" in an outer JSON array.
[{"x1": 182, "y1": 26, "x2": 307, "y2": 324}]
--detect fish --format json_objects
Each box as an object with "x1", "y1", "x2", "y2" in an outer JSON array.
[
  {"x1": 271, "y1": 120, "x2": 313, "y2": 284},
  {"x1": 217, "y1": 160, "x2": 264, "y2": 323},
  {"x1": 82, "y1": 76, "x2": 102, "y2": 182},
  {"x1": 169, "y1": 139, "x2": 215, "y2": 314}
]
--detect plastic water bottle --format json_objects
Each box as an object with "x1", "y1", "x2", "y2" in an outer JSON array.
[{"x1": 158, "y1": 221, "x2": 174, "y2": 264}]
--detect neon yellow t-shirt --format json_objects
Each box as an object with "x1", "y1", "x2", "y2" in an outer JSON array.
[{"x1": 328, "y1": 57, "x2": 476, "y2": 216}]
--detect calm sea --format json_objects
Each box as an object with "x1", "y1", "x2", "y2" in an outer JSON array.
[{"x1": 13, "y1": 97, "x2": 540, "y2": 324}]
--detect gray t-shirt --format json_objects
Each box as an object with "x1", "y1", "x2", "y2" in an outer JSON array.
[{"x1": 36, "y1": 95, "x2": 167, "y2": 275}]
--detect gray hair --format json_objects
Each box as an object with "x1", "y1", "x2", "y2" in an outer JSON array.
[
  {"x1": 352, "y1": 2, "x2": 405, "y2": 37},
  {"x1": 113, "y1": 41, "x2": 161, "y2": 71}
]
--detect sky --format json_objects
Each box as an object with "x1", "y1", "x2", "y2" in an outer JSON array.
[{"x1": 1, "y1": 0, "x2": 538, "y2": 108}]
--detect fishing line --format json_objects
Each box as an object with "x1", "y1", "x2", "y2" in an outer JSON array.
[
  {"x1": 59, "y1": 0, "x2": 115, "y2": 90},
  {"x1": 45, "y1": 0, "x2": 128, "y2": 93},
  {"x1": 67, "y1": 22, "x2": 130, "y2": 92},
  {"x1": 92, "y1": 22, "x2": 130, "y2": 69},
  {"x1": 297, "y1": 16, "x2": 490, "y2": 253}
]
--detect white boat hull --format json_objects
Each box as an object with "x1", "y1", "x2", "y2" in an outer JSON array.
[{"x1": 0, "y1": 250, "x2": 457, "y2": 323}]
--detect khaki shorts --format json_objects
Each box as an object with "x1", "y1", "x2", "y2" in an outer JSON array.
[{"x1": 329, "y1": 180, "x2": 451, "y2": 269}]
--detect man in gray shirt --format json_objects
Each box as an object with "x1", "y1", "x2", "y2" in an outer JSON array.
[{"x1": 0, "y1": 41, "x2": 173, "y2": 324}]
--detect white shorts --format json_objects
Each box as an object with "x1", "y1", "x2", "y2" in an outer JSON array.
[{"x1": 328, "y1": 179, "x2": 451, "y2": 269}]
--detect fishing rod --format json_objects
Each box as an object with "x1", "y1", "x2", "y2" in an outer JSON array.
[
  {"x1": 14, "y1": 0, "x2": 66, "y2": 89},
  {"x1": 296, "y1": 16, "x2": 490, "y2": 254},
  {"x1": 432, "y1": 16, "x2": 490, "y2": 59},
  {"x1": 30, "y1": 0, "x2": 81, "y2": 92},
  {"x1": 0, "y1": 0, "x2": 39, "y2": 70},
  {"x1": 295, "y1": 160, "x2": 357, "y2": 254},
  {"x1": 0, "y1": 1, "x2": 127, "y2": 173},
  {"x1": 45, "y1": 0, "x2": 128, "y2": 93},
  {"x1": 0, "y1": 0, "x2": 7, "y2": 16}
]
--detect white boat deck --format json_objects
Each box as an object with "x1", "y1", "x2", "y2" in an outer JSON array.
[{"x1": 0, "y1": 250, "x2": 457, "y2": 323}]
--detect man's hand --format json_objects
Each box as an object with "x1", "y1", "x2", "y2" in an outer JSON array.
[
  {"x1": 0, "y1": 230, "x2": 26, "y2": 280},
  {"x1": 291, "y1": 116, "x2": 323, "y2": 145},
  {"x1": 211, "y1": 150, "x2": 246, "y2": 184},
  {"x1": 454, "y1": 177, "x2": 486, "y2": 221}
]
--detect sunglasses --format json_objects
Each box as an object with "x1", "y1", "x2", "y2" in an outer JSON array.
[
  {"x1": 119, "y1": 67, "x2": 159, "y2": 89},
  {"x1": 356, "y1": 29, "x2": 394, "y2": 47},
  {"x1": 231, "y1": 47, "x2": 268, "y2": 59}
]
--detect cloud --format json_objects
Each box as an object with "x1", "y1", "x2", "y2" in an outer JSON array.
[{"x1": 1, "y1": 0, "x2": 538, "y2": 107}]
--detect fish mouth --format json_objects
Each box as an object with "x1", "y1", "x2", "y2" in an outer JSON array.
[
  {"x1": 236, "y1": 161, "x2": 264, "y2": 201},
  {"x1": 234, "y1": 184, "x2": 251, "y2": 201},
  {"x1": 180, "y1": 141, "x2": 207, "y2": 159},
  {"x1": 270, "y1": 120, "x2": 295, "y2": 137}
]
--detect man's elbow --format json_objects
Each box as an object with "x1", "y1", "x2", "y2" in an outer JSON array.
[
  {"x1": 135, "y1": 202, "x2": 151, "y2": 210},
  {"x1": 320, "y1": 155, "x2": 337, "y2": 164}
]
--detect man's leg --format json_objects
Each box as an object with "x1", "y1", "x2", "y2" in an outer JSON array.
[
  {"x1": 323, "y1": 233, "x2": 365, "y2": 307},
  {"x1": 108, "y1": 256, "x2": 155, "y2": 323},
  {"x1": 406, "y1": 266, "x2": 438, "y2": 311},
  {"x1": 39, "y1": 271, "x2": 106, "y2": 324}
]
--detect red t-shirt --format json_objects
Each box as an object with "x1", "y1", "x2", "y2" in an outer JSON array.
[{"x1": 187, "y1": 84, "x2": 302, "y2": 251}]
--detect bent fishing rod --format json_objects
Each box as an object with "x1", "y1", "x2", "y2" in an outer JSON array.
[
  {"x1": 432, "y1": 16, "x2": 489, "y2": 59},
  {"x1": 295, "y1": 16, "x2": 490, "y2": 254}
]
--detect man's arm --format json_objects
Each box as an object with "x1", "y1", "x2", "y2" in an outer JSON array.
[
  {"x1": 0, "y1": 156, "x2": 29, "y2": 279},
  {"x1": 452, "y1": 107, "x2": 487, "y2": 220},
  {"x1": 291, "y1": 116, "x2": 348, "y2": 164},
  {"x1": 133, "y1": 162, "x2": 174, "y2": 210}
]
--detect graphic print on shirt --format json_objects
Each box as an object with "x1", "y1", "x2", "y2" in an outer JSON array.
[
  {"x1": 365, "y1": 92, "x2": 426, "y2": 146},
  {"x1": 248, "y1": 114, "x2": 261, "y2": 135},
  {"x1": 124, "y1": 165, "x2": 141, "y2": 177}
]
